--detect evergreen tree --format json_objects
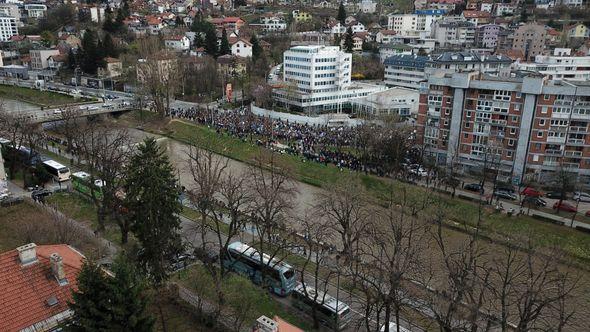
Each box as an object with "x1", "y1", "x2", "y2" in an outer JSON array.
[
  {"x1": 69, "y1": 261, "x2": 112, "y2": 331},
  {"x1": 251, "y1": 33, "x2": 263, "y2": 62},
  {"x1": 344, "y1": 26, "x2": 354, "y2": 53},
  {"x1": 102, "y1": 33, "x2": 118, "y2": 58},
  {"x1": 124, "y1": 138, "x2": 183, "y2": 285},
  {"x1": 175, "y1": 15, "x2": 183, "y2": 26},
  {"x1": 337, "y1": 1, "x2": 347, "y2": 25},
  {"x1": 103, "y1": 5, "x2": 116, "y2": 33},
  {"x1": 67, "y1": 48, "x2": 76, "y2": 69},
  {"x1": 219, "y1": 28, "x2": 231, "y2": 56},
  {"x1": 80, "y1": 29, "x2": 101, "y2": 74},
  {"x1": 107, "y1": 255, "x2": 154, "y2": 331},
  {"x1": 204, "y1": 24, "x2": 218, "y2": 56},
  {"x1": 121, "y1": 0, "x2": 130, "y2": 17}
]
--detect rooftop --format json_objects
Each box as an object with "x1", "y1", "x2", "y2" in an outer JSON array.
[{"x1": 0, "y1": 244, "x2": 84, "y2": 332}]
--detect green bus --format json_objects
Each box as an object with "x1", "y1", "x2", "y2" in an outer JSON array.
[{"x1": 72, "y1": 171, "x2": 104, "y2": 200}]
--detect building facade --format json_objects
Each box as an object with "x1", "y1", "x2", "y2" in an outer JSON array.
[
  {"x1": 417, "y1": 72, "x2": 590, "y2": 185},
  {"x1": 0, "y1": 14, "x2": 18, "y2": 41},
  {"x1": 431, "y1": 19, "x2": 476, "y2": 47},
  {"x1": 387, "y1": 10, "x2": 445, "y2": 36},
  {"x1": 511, "y1": 23, "x2": 547, "y2": 62},
  {"x1": 475, "y1": 24, "x2": 503, "y2": 49},
  {"x1": 384, "y1": 54, "x2": 429, "y2": 90},
  {"x1": 274, "y1": 45, "x2": 382, "y2": 112},
  {"x1": 515, "y1": 48, "x2": 590, "y2": 82},
  {"x1": 30, "y1": 49, "x2": 60, "y2": 70}
]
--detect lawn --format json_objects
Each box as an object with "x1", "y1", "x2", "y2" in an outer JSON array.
[
  {"x1": 0, "y1": 202, "x2": 40, "y2": 252},
  {"x1": 174, "y1": 264, "x2": 312, "y2": 330},
  {"x1": 160, "y1": 118, "x2": 590, "y2": 262},
  {"x1": 0, "y1": 84, "x2": 78, "y2": 107},
  {"x1": 46, "y1": 192, "x2": 123, "y2": 244}
]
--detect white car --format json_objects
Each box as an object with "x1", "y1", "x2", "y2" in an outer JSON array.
[
  {"x1": 573, "y1": 192, "x2": 590, "y2": 202},
  {"x1": 380, "y1": 322, "x2": 411, "y2": 332}
]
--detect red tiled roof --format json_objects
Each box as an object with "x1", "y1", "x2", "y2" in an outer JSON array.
[
  {"x1": 379, "y1": 29, "x2": 396, "y2": 35},
  {"x1": 0, "y1": 244, "x2": 84, "y2": 332},
  {"x1": 463, "y1": 10, "x2": 491, "y2": 18}
]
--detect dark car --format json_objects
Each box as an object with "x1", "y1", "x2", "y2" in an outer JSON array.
[
  {"x1": 522, "y1": 196, "x2": 547, "y2": 207},
  {"x1": 494, "y1": 190, "x2": 517, "y2": 200},
  {"x1": 553, "y1": 201, "x2": 577, "y2": 213},
  {"x1": 546, "y1": 191, "x2": 567, "y2": 199},
  {"x1": 464, "y1": 183, "x2": 484, "y2": 193},
  {"x1": 31, "y1": 189, "x2": 52, "y2": 202}
]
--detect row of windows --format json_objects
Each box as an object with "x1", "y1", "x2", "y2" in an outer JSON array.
[
  {"x1": 314, "y1": 80, "x2": 335, "y2": 86},
  {"x1": 285, "y1": 70, "x2": 310, "y2": 78},
  {"x1": 284, "y1": 63, "x2": 310, "y2": 70},
  {"x1": 315, "y1": 57, "x2": 336, "y2": 63},
  {"x1": 285, "y1": 56, "x2": 311, "y2": 62},
  {"x1": 315, "y1": 73, "x2": 335, "y2": 78},
  {"x1": 315, "y1": 65, "x2": 337, "y2": 70}
]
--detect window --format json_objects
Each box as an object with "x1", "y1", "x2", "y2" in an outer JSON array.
[
  {"x1": 465, "y1": 122, "x2": 471, "y2": 128},
  {"x1": 464, "y1": 133, "x2": 468, "y2": 138},
  {"x1": 533, "y1": 154, "x2": 539, "y2": 162},
  {"x1": 539, "y1": 119, "x2": 545, "y2": 126},
  {"x1": 516, "y1": 92, "x2": 522, "y2": 98},
  {"x1": 508, "y1": 139, "x2": 515, "y2": 146},
  {"x1": 466, "y1": 111, "x2": 472, "y2": 118},
  {"x1": 541, "y1": 106, "x2": 548, "y2": 114},
  {"x1": 537, "y1": 131, "x2": 543, "y2": 138},
  {"x1": 510, "y1": 128, "x2": 516, "y2": 134},
  {"x1": 544, "y1": 94, "x2": 550, "y2": 100},
  {"x1": 507, "y1": 151, "x2": 513, "y2": 157}
]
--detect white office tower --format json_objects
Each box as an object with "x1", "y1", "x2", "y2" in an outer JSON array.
[
  {"x1": 0, "y1": 14, "x2": 18, "y2": 41},
  {"x1": 274, "y1": 45, "x2": 382, "y2": 113}
]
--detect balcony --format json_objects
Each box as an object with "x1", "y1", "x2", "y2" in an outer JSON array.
[
  {"x1": 428, "y1": 101, "x2": 442, "y2": 107},
  {"x1": 569, "y1": 126, "x2": 587, "y2": 132},
  {"x1": 567, "y1": 138, "x2": 585, "y2": 145},
  {"x1": 551, "y1": 112, "x2": 571, "y2": 119},
  {"x1": 427, "y1": 107, "x2": 440, "y2": 117},
  {"x1": 564, "y1": 150, "x2": 583, "y2": 157},
  {"x1": 544, "y1": 149, "x2": 562, "y2": 155},
  {"x1": 490, "y1": 119, "x2": 507, "y2": 126},
  {"x1": 543, "y1": 161, "x2": 559, "y2": 167},
  {"x1": 547, "y1": 136, "x2": 567, "y2": 144}
]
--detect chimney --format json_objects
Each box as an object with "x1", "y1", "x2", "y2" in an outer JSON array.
[
  {"x1": 50, "y1": 253, "x2": 68, "y2": 285},
  {"x1": 17, "y1": 243, "x2": 38, "y2": 266}
]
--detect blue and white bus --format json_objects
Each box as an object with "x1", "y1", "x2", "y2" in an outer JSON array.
[
  {"x1": 223, "y1": 242, "x2": 297, "y2": 296},
  {"x1": 291, "y1": 283, "x2": 352, "y2": 330}
]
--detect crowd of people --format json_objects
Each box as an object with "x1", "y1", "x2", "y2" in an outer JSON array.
[{"x1": 166, "y1": 106, "x2": 393, "y2": 176}]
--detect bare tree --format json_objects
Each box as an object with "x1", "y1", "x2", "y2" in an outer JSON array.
[
  {"x1": 72, "y1": 120, "x2": 132, "y2": 238},
  {"x1": 357, "y1": 185, "x2": 430, "y2": 332},
  {"x1": 247, "y1": 151, "x2": 297, "y2": 285},
  {"x1": 296, "y1": 212, "x2": 337, "y2": 329},
  {"x1": 315, "y1": 178, "x2": 368, "y2": 262},
  {"x1": 55, "y1": 106, "x2": 81, "y2": 152}
]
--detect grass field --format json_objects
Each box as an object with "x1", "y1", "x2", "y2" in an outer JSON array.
[
  {"x1": 175, "y1": 264, "x2": 312, "y2": 330},
  {"x1": 0, "y1": 84, "x2": 78, "y2": 107},
  {"x1": 158, "y1": 118, "x2": 590, "y2": 262}
]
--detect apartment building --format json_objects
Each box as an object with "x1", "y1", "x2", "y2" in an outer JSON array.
[
  {"x1": 387, "y1": 10, "x2": 445, "y2": 36},
  {"x1": 273, "y1": 45, "x2": 382, "y2": 112},
  {"x1": 515, "y1": 48, "x2": 590, "y2": 82},
  {"x1": 431, "y1": 19, "x2": 476, "y2": 47},
  {"x1": 0, "y1": 14, "x2": 18, "y2": 41},
  {"x1": 475, "y1": 24, "x2": 503, "y2": 49},
  {"x1": 24, "y1": 4, "x2": 47, "y2": 19},
  {"x1": 260, "y1": 16, "x2": 287, "y2": 32},
  {"x1": 384, "y1": 52, "x2": 512, "y2": 90},
  {"x1": 511, "y1": 23, "x2": 547, "y2": 62},
  {"x1": 384, "y1": 54, "x2": 430, "y2": 90},
  {"x1": 417, "y1": 71, "x2": 590, "y2": 185}
]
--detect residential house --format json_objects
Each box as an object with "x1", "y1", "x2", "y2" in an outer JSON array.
[
  {"x1": 209, "y1": 16, "x2": 245, "y2": 32},
  {"x1": 360, "y1": 0, "x2": 376, "y2": 13},
  {"x1": 292, "y1": 10, "x2": 312, "y2": 23},
  {"x1": 376, "y1": 30, "x2": 397, "y2": 43},
  {"x1": 494, "y1": 3, "x2": 516, "y2": 16},
  {"x1": 102, "y1": 57, "x2": 123, "y2": 77},
  {"x1": 341, "y1": 32, "x2": 366, "y2": 51},
  {"x1": 47, "y1": 53, "x2": 67, "y2": 70},
  {"x1": 89, "y1": 6, "x2": 105, "y2": 23},
  {"x1": 24, "y1": 3, "x2": 47, "y2": 19},
  {"x1": 427, "y1": 0, "x2": 463, "y2": 11},
  {"x1": 230, "y1": 38, "x2": 252, "y2": 57},
  {"x1": 146, "y1": 16, "x2": 164, "y2": 34},
  {"x1": 461, "y1": 10, "x2": 491, "y2": 25},
  {"x1": 57, "y1": 34, "x2": 81, "y2": 50},
  {"x1": 566, "y1": 23, "x2": 588, "y2": 39},
  {"x1": 164, "y1": 35, "x2": 190, "y2": 51},
  {"x1": 30, "y1": 49, "x2": 60, "y2": 70},
  {"x1": 260, "y1": 16, "x2": 287, "y2": 32},
  {"x1": 0, "y1": 243, "x2": 85, "y2": 332}
]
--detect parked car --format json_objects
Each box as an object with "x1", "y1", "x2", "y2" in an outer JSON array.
[
  {"x1": 521, "y1": 187, "x2": 543, "y2": 197},
  {"x1": 494, "y1": 190, "x2": 517, "y2": 200},
  {"x1": 522, "y1": 196, "x2": 547, "y2": 207},
  {"x1": 464, "y1": 183, "x2": 484, "y2": 193},
  {"x1": 546, "y1": 191, "x2": 567, "y2": 199},
  {"x1": 573, "y1": 192, "x2": 590, "y2": 203},
  {"x1": 553, "y1": 201, "x2": 577, "y2": 213},
  {"x1": 494, "y1": 186, "x2": 515, "y2": 194}
]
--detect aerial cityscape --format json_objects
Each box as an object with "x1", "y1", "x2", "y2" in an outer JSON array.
[{"x1": 0, "y1": 0, "x2": 589, "y2": 331}]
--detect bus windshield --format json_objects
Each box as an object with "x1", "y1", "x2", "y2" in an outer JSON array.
[
  {"x1": 58, "y1": 167, "x2": 69, "y2": 174},
  {"x1": 283, "y1": 269, "x2": 295, "y2": 279}
]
